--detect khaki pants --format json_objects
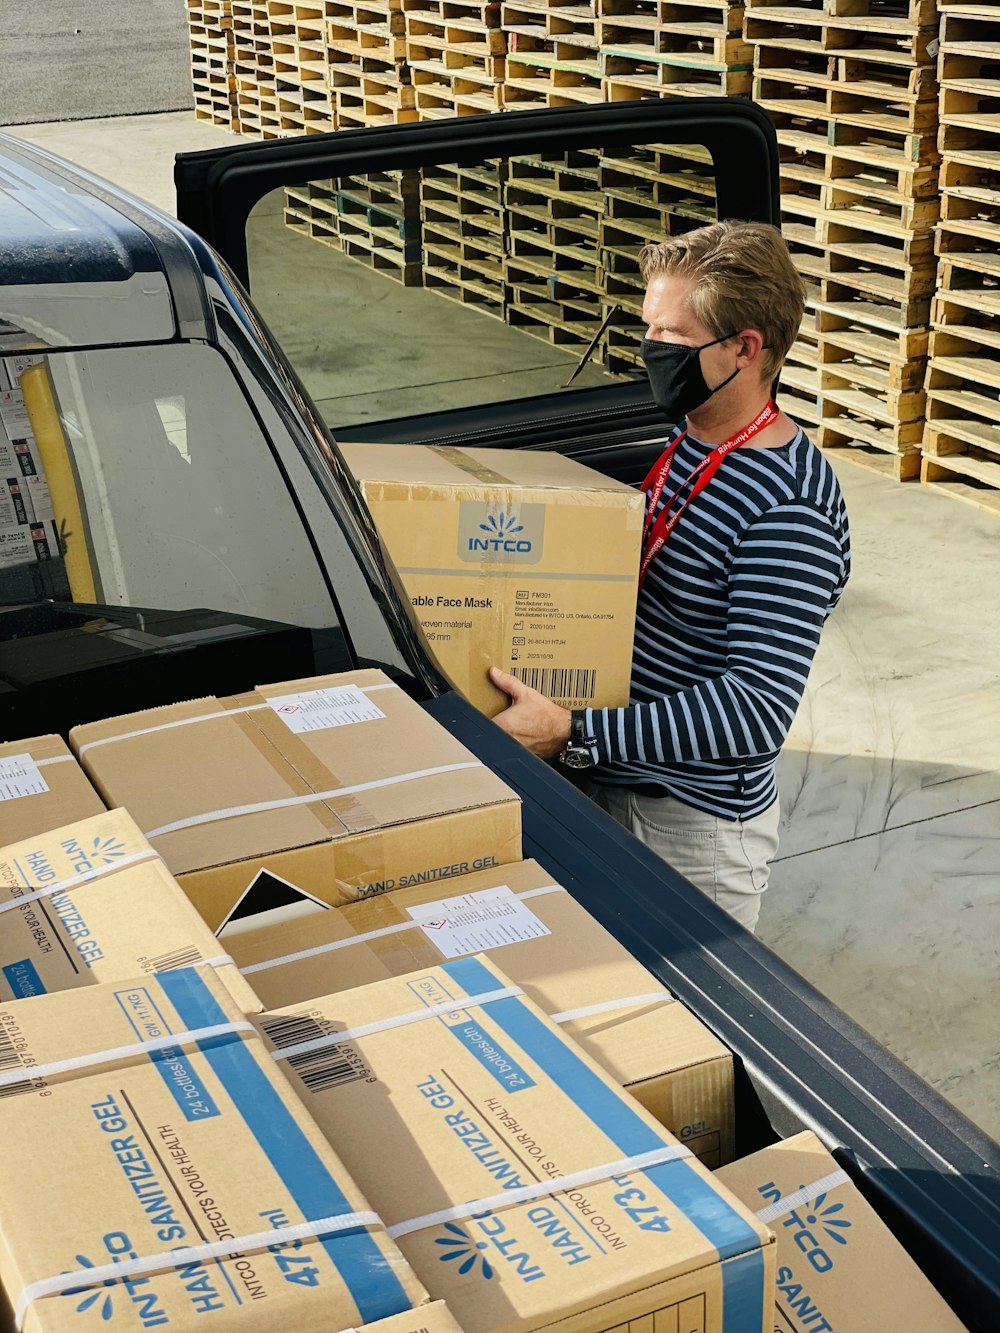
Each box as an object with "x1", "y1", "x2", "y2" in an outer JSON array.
[{"x1": 585, "y1": 782, "x2": 780, "y2": 933}]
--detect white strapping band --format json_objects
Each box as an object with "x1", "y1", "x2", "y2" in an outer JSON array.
[
  {"x1": 145, "y1": 761, "x2": 485, "y2": 840},
  {"x1": 0, "y1": 1020, "x2": 254, "y2": 1091},
  {"x1": 388, "y1": 1144, "x2": 692, "y2": 1240},
  {"x1": 76, "y1": 682, "x2": 401, "y2": 755},
  {"x1": 199, "y1": 953, "x2": 237, "y2": 971},
  {"x1": 0, "y1": 848, "x2": 160, "y2": 916},
  {"x1": 35, "y1": 754, "x2": 76, "y2": 768},
  {"x1": 239, "y1": 883, "x2": 566, "y2": 977},
  {"x1": 268, "y1": 986, "x2": 523, "y2": 1062},
  {"x1": 14, "y1": 1211, "x2": 383, "y2": 1331},
  {"x1": 76, "y1": 702, "x2": 272, "y2": 755},
  {"x1": 550, "y1": 991, "x2": 674, "y2": 1024},
  {"x1": 755, "y1": 1170, "x2": 850, "y2": 1225}
]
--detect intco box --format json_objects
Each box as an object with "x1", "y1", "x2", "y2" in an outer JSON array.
[
  {"x1": 0, "y1": 733, "x2": 105, "y2": 846},
  {"x1": 342, "y1": 443, "x2": 643, "y2": 717},
  {"x1": 716, "y1": 1131, "x2": 967, "y2": 1333},
  {"x1": 0, "y1": 965, "x2": 428, "y2": 1332},
  {"x1": 230, "y1": 858, "x2": 735, "y2": 1166},
  {"x1": 72, "y1": 670, "x2": 521, "y2": 931},
  {"x1": 0, "y1": 808, "x2": 259, "y2": 1013},
  {"x1": 256, "y1": 955, "x2": 774, "y2": 1333}
]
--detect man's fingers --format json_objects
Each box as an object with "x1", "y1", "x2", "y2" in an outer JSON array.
[{"x1": 489, "y1": 665, "x2": 525, "y2": 701}]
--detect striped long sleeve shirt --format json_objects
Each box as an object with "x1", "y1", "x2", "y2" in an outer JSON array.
[{"x1": 584, "y1": 424, "x2": 851, "y2": 821}]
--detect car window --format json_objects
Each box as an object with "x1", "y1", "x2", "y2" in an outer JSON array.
[
  {"x1": 0, "y1": 342, "x2": 338, "y2": 632},
  {"x1": 245, "y1": 144, "x2": 718, "y2": 431}
]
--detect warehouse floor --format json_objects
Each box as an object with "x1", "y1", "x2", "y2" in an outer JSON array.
[{"x1": 6, "y1": 111, "x2": 999, "y2": 1141}]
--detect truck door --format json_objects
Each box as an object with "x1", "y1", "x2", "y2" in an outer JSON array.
[{"x1": 175, "y1": 99, "x2": 780, "y2": 478}]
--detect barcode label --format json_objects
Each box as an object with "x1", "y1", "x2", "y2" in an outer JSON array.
[
  {"x1": 511, "y1": 667, "x2": 597, "y2": 700},
  {"x1": 148, "y1": 947, "x2": 203, "y2": 973},
  {"x1": 0, "y1": 1024, "x2": 32, "y2": 1099},
  {"x1": 258, "y1": 1013, "x2": 367, "y2": 1094}
]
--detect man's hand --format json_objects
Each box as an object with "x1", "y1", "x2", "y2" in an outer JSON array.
[{"x1": 489, "y1": 666, "x2": 572, "y2": 760}]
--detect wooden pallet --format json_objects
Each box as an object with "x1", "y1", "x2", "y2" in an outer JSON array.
[
  {"x1": 412, "y1": 71, "x2": 506, "y2": 114},
  {"x1": 327, "y1": 5, "x2": 408, "y2": 64},
  {"x1": 921, "y1": 449, "x2": 1000, "y2": 516},
  {"x1": 421, "y1": 163, "x2": 506, "y2": 313},
  {"x1": 743, "y1": 0, "x2": 937, "y2": 26}
]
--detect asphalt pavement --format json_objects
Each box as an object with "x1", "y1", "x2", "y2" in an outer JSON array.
[{"x1": 2, "y1": 0, "x2": 192, "y2": 125}]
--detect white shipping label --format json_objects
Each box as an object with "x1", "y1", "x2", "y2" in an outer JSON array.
[
  {"x1": 0, "y1": 390, "x2": 31, "y2": 438},
  {"x1": 406, "y1": 886, "x2": 551, "y2": 958},
  {"x1": 269, "y1": 685, "x2": 386, "y2": 733},
  {"x1": 0, "y1": 754, "x2": 49, "y2": 801}
]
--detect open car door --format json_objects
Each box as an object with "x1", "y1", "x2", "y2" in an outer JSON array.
[{"x1": 175, "y1": 99, "x2": 779, "y2": 478}]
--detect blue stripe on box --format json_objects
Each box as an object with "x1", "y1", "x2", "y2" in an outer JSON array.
[
  {"x1": 156, "y1": 967, "x2": 410, "y2": 1324},
  {"x1": 441, "y1": 955, "x2": 765, "y2": 1333},
  {"x1": 2, "y1": 957, "x2": 46, "y2": 997}
]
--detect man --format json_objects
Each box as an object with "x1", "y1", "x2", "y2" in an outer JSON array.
[{"x1": 489, "y1": 221, "x2": 851, "y2": 932}]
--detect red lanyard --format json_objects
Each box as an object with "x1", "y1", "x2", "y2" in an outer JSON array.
[{"x1": 638, "y1": 399, "x2": 778, "y2": 590}]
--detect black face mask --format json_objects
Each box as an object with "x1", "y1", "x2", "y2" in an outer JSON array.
[{"x1": 641, "y1": 332, "x2": 740, "y2": 423}]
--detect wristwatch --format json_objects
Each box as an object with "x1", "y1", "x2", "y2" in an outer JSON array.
[{"x1": 558, "y1": 711, "x2": 598, "y2": 770}]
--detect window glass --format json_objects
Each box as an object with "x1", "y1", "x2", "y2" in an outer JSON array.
[
  {"x1": 0, "y1": 343, "x2": 337, "y2": 633},
  {"x1": 246, "y1": 143, "x2": 718, "y2": 430}
]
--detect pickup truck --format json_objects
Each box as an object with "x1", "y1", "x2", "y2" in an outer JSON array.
[{"x1": 0, "y1": 99, "x2": 996, "y2": 1329}]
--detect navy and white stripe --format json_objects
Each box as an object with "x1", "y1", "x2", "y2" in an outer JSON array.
[{"x1": 585, "y1": 424, "x2": 851, "y2": 821}]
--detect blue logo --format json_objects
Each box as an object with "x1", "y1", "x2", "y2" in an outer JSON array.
[
  {"x1": 62, "y1": 1255, "x2": 117, "y2": 1321},
  {"x1": 459, "y1": 501, "x2": 544, "y2": 564},
  {"x1": 434, "y1": 1223, "x2": 495, "y2": 1279},
  {"x1": 91, "y1": 836, "x2": 126, "y2": 865},
  {"x1": 797, "y1": 1187, "x2": 852, "y2": 1248}
]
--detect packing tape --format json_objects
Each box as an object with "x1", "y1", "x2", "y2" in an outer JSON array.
[
  {"x1": 388, "y1": 1144, "x2": 693, "y2": 1240},
  {"x1": 239, "y1": 883, "x2": 566, "y2": 976},
  {"x1": 14, "y1": 1210, "x2": 384, "y2": 1330},
  {"x1": 265, "y1": 985, "x2": 524, "y2": 1062},
  {"x1": 549, "y1": 991, "x2": 674, "y2": 1024},
  {"x1": 34, "y1": 754, "x2": 76, "y2": 767},
  {"x1": 0, "y1": 1019, "x2": 255, "y2": 1091},
  {"x1": 76, "y1": 682, "x2": 400, "y2": 755},
  {"x1": 0, "y1": 848, "x2": 160, "y2": 916},
  {"x1": 755, "y1": 1169, "x2": 851, "y2": 1225},
  {"x1": 145, "y1": 761, "x2": 486, "y2": 840}
]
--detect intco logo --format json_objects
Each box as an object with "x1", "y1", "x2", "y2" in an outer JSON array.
[
  {"x1": 434, "y1": 1223, "x2": 495, "y2": 1279},
  {"x1": 90, "y1": 836, "x2": 127, "y2": 865},
  {"x1": 458, "y1": 502, "x2": 545, "y2": 565},
  {"x1": 759, "y1": 1181, "x2": 853, "y2": 1273},
  {"x1": 63, "y1": 1255, "x2": 117, "y2": 1321}
]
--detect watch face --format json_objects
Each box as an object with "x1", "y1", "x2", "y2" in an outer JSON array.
[{"x1": 560, "y1": 747, "x2": 594, "y2": 770}]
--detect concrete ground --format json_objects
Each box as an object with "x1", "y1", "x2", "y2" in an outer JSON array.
[
  {"x1": 3, "y1": 1, "x2": 192, "y2": 126},
  {"x1": 4, "y1": 111, "x2": 998, "y2": 1141}
]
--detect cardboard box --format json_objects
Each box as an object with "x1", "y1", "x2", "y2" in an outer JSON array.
[
  {"x1": 366, "y1": 1302, "x2": 464, "y2": 1333},
  {"x1": 342, "y1": 443, "x2": 643, "y2": 717},
  {"x1": 231, "y1": 858, "x2": 735, "y2": 1166},
  {"x1": 72, "y1": 670, "x2": 522, "y2": 931},
  {"x1": 0, "y1": 734, "x2": 105, "y2": 845},
  {"x1": 0, "y1": 808, "x2": 260, "y2": 1013},
  {"x1": 0, "y1": 965, "x2": 428, "y2": 1332},
  {"x1": 256, "y1": 955, "x2": 774, "y2": 1333},
  {"x1": 716, "y1": 1131, "x2": 966, "y2": 1332}
]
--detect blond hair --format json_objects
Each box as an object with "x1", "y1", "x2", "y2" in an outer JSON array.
[{"x1": 639, "y1": 222, "x2": 805, "y2": 381}]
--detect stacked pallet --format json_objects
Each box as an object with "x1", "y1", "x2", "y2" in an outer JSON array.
[
  {"x1": 407, "y1": 0, "x2": 506, "y2": 117},
  {"x1": 504, "y1": 150, "x2": 605, "y2": 348},
  {"x1": 501, "y1": 0, "x2": 602, "y2": 110},
  {"x1": 329, "y1": 0, "x2": 415, "y2": 129},
  {"x1": 921, "y1": 1, "x2": 1000, "y2": 514},
  {"x1": 599, "y1": 142, "x2": 719, "y2": 374},
  {"x1": 745, "y1": 0, "x2": 940, "y2": 480},
  {"x1": 189, "y1": 0, "x2": 240, "y2": 130},
  {"x1": 421, "y1": 160, "x2": 507, "y2": 310},
  {"x1": 600, "y1": 0, "x2": 753, "y2": 104},
  {"x1": 269, "y1": 1, "x2": 334, "y2": 135}
]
